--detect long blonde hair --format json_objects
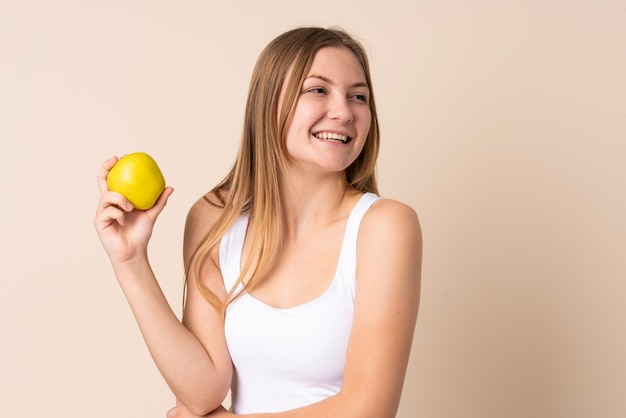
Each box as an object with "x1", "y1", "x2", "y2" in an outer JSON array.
[{"x1": 186, "y1": 27, "x2": 381, "y2": 314}]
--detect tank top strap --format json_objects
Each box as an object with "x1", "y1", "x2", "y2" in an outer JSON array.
[
  {"x1": 219, "y1": 213, "x2": 249, "y2": 293},
  {"x1": 337, "y1": 192, "x2": 380, "y2": 279}
]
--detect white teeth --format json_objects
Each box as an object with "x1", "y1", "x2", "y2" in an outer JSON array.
[{"x1": 314, "y1": 132, "x2": 349, "y2": 143}]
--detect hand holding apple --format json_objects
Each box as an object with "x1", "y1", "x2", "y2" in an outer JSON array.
[
  {"x1": 94, "y1": 153, "x2": 172, "y2": 265},
  {"x1": 107, "y1": 152, "x2": 166, "y2": 210}
]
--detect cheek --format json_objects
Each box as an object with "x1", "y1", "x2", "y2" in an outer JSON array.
[
  {"x1": 284, "y1": 110, "x2": 317, "y2": 145},
  {"x1": 292, "y1": 104, "x2": 317, "y2": 128},
  {"x1": 358, "y1": 110, "x2": 372, "y2": 137}
]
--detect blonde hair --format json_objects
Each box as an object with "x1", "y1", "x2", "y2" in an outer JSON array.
[{"x1": 186, "y1": 27, "x2": 381, "y2": 314}]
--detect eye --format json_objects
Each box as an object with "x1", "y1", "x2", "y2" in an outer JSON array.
[
  {"x1": 351, "y1": 93, "x2": 368, "y2": 103},
  {"x1": 306, "y1": 87, "x2": 327, "y2": 95}
]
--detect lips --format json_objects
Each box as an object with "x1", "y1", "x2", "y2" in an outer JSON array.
[{"x1": 313, "y1": 131, "x2": 352, "y2": 144}]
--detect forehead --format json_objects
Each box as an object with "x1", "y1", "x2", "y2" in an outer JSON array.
[{"x1": 306, "y1": 46, "x2": 366, "y2": 81}]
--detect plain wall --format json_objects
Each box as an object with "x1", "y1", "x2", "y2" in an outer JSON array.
[{"x1": 1, "y1": 1, "x2": 625, "y2": 417}]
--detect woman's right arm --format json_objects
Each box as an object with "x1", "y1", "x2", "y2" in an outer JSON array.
[{"x1": 93, "y1": 158, "x2": 231, "y2": 415}]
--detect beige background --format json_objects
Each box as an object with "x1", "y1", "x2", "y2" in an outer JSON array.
[{"x1": 1, "y1": 1, "x2": 625, "y2": 417}]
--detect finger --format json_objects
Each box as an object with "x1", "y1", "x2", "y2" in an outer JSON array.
[
  {"x1": 97, "y1": 156, "x2": 119, "y2": 195},
  {"x1": 94, "y1": 204, "x2": 127, "y2": 229},
  {"x1": 96, "y1": 190, "x2": 133, "y2": 214},
  {"x1": 166, "y1": 406, "x2": 178, "y2": 418},
  {"x1": 145, "y1": 186, "x2": 174, "y2": 220}
]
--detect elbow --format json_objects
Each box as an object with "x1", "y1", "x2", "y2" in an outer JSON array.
[
  {"x1": 183, "y1": 390, "x2": 228, "y2": 417},
  {"x1": 186, "y1": 405, "x2": 218, "y2": 417},
  {"x1": 177, "y1": 376, "x2": 231, "y2": 416},
  {"x1": 185, "y1": 405, "x2": 213, "y2": 417}
]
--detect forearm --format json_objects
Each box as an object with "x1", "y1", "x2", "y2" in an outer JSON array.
[
  {"x1": 237, "y1": 391, "x2": 395, "y2": 418},
  {"x1": 112, "y1": 257, "x2": 229, "y2": 412}
]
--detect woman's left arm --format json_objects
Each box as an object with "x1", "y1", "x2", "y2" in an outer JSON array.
[
  {"x1": 322, "y1": 199, "x2": 422, "y2": 417},
  {"x1": 169, "y1": 199, "x2": 422, "y2": 418}
]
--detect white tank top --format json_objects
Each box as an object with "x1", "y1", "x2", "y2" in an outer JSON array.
[{"x1": 220, "y1": 193, "x2": 379, "y2": 414}]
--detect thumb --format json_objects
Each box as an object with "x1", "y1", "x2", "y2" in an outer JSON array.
[{"x1": 146, "y1": 186, "x2": 174, "y2": 220}]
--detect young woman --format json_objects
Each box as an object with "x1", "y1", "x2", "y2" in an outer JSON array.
[{"x1": 94, "y1": 27, "x2": 422, "y2": 418}]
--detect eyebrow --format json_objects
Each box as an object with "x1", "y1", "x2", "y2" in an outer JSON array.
[{"x1": 305, "y1": 74, "x2": 369, "y2": 89}]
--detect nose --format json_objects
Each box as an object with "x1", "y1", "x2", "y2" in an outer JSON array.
[{"x1": 327, "y1": 95, "x2": 353, "y2": 122}]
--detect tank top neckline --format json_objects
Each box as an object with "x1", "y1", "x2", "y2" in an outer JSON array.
[{"x1": 230, "y1": 192, "x2": 379, "y2": 313}]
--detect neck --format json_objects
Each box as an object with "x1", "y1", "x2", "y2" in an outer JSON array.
[{"x1": 278, "y1": 169, "x2": 350, "y2": 240}]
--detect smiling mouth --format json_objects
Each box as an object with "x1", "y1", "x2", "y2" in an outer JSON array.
[{"x1": 313, "y1": 131, "x2": 352, "y2": 144}]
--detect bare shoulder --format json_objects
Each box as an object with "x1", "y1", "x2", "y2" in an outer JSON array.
[
  {"x1": 360, "y1": 198, "x2": 422, "y2": 243},
  {"x1": 186, "y1": 192, "x2": 224, "y2": 227},
  {"x1": 357, "y1": 197, "x2": 423, "y2": 282},
  {"x1": 183, "y1": 192, "x2": 225, "y2": 265}
]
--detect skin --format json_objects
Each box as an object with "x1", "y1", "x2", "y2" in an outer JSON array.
[
  {"x1": 94, "y1": 158, "x2": 232, "y2": 414},
  {"x1": 282, "y1": 46, "x2": 370, "y2": 181},
  {"x1": 95, "y1": 46, "x2": 421, "y2": 418}
]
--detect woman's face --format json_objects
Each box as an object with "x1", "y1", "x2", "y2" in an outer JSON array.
[{"x1": 282, "y1": 46, "x2": 372, "y2": 176}]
